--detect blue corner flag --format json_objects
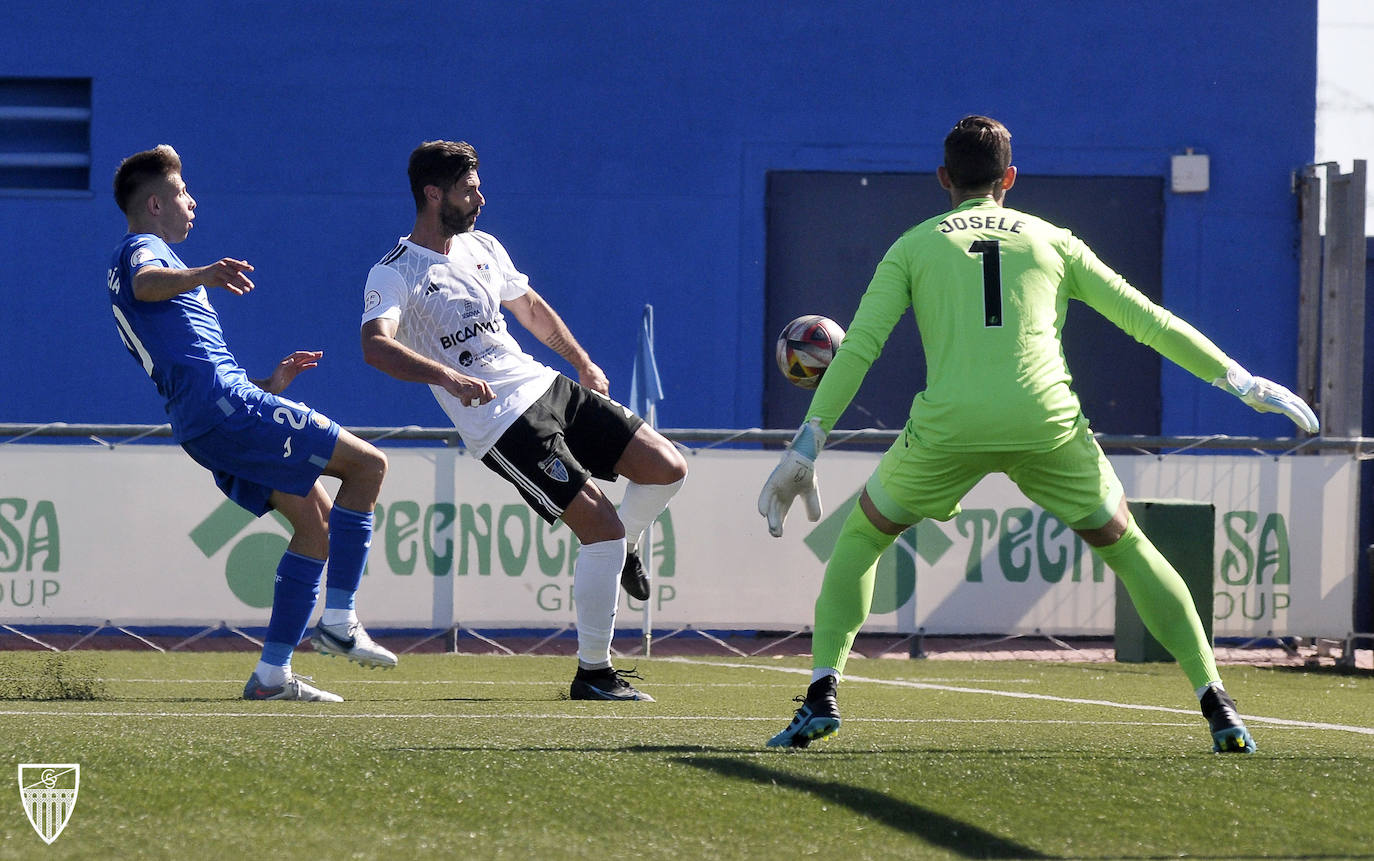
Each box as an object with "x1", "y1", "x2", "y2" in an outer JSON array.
[{"x1": 629, "y1": 304, "x2": 664, "y2": 427}]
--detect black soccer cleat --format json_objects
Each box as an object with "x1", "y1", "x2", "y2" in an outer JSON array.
[
  {"x1": 620, "y1": 547, "x2": 651, "y2": 601},
  {"x1": 570, "y1": 665, "x2": 655, "y2": 701},
  {"x1": 1200, "y1": 686, "x2": 1257, "y2": 754},
  {"x1": 767, "y1": 674, "x2": 842, "y2": 748}
]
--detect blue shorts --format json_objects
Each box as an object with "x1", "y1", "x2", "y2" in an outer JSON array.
[{"x1": 180, "y1": 392, "x2": 341, "y2": 516}]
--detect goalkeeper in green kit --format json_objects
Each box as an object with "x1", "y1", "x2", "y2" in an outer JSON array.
[{"x1": 759, "y1": 115, "x2": 1318, "y2": 754}]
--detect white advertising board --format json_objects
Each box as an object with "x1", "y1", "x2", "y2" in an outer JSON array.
[{"x1": 0, "y1": 445, "x2": 1357, "y2": 638}]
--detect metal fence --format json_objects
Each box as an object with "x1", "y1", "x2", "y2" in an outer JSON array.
[{"x1": 4, "y1": 422, "x2": 1374, "y2": 456}]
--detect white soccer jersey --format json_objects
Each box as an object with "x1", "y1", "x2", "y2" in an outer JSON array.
[{"x1": 362, "y1": 232, "x2": 559, "y2": 456}]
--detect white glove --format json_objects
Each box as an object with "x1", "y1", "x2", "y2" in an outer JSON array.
[
  {"x1": 1213, "y1": 363, "x2": 1319, "y2": 434},
  {"x1": 758, "y1": 419, "x2": 826, "y2": 538}
]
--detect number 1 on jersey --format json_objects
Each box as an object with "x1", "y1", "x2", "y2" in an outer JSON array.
[{"x1": 968, "y1": 239, "x2": 1003, "y2": 327}]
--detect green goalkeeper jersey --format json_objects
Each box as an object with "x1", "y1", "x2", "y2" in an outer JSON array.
[{"x1": 806, "y1": 196, "x2": 1232, "y2": 450}]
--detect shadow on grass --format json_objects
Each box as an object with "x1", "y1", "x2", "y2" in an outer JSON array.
[
  {"x1": 673, "y1": 755, "x2": 1374, "y2": 861},
  {"x1": 382, "y1": 744, "x2": 768, "y2": 755},
  {"x1": 677, "y1": 754, "x2": 1047, "y2": 859},
  {"x1": 673, "y1": 758, "x2": 1374, "y2": 856}
]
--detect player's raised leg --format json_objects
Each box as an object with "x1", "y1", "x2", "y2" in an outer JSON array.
[
  {"x1": 613, "y1": 425, "x2": 688, "y2": 601},
  {"x1": 310, "y1": 430, "x2": 396, "y2": 669}
]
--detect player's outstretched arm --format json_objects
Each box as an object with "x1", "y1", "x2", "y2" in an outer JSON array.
[
  {"x1": 1213, "y1": 363, "x2": 1319, "y2": 434},
  {"x1": 1066, "y1": 249, "x2": 1319, "y2": 436},
  {"x1": 252, "y1": 350, "x2": 322, "y2": 394},
  {"x1": 758, "y1": 419, "x2": 826, "y2": 538},
  {"x1": 361, "y1": 318, "x2": 494, "y2": 407},
  {"x1": 132, "y1": 258, "x2": 255, "y2": 302},
  {"x1": 501, "y1": 290, "x2": 608, "y2": 394}
]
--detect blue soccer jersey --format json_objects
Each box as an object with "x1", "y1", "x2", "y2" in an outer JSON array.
[{"x1": 107, "y1": 233, "x2": 256, "y2": 441}]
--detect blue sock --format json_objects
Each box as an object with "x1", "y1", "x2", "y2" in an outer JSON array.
[
  {"x1": 261, "y1": 550, "x2": 325, "y2": 666},
  {"x1": 325, "y1": 505, "x2": 373, "y2": 611}
]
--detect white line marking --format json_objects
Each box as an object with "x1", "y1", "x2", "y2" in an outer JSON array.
[
  {"x1": 69, "y1": 679, "x2": 806, "y2": 687},
  {"x1": 1, "y1": 664, "x2": 1367, "y2": 736},
  {"x1": 35, "y1": 677, "x2": 1037, "y2": 687},
  {"x1": 0, "y1": 710, "x2": 1192, "y2": 726},
  {"x1": 660, "y1": 657, "x2": 1374, "y2": 737}
]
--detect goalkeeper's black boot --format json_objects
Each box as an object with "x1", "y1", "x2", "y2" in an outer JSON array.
[
  {"x1": 620, "y1": 547, "x2": 651, "y2": 601},
  {"x1": 767, "y1": 674, "x2": 841, "y2": 748},
  {"x1": 1200, "y1": 685, "x2": 1257, "y2": 754}
]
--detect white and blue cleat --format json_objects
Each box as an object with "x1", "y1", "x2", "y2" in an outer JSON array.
[
  {"x1": 1201, "y1": 686, "x2": 1257, "y2": 754},
  {"x1": 768, "y1": 675, "x2": 841, "y2": 748}
]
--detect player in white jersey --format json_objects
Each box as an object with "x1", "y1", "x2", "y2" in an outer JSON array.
[{"x1": 362, "y1": 141, "x2": 688, "y2": 701}]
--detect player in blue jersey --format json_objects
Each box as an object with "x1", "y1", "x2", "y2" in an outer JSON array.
[{"x1": 108, "y1": 145, "x2": 395, "y2": 702}]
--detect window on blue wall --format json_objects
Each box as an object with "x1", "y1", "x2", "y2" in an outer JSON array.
[{"x1": 0, "y1": 77, "x2": 92, "y2": 195}]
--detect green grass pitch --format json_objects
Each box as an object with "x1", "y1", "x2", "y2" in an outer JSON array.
[{"x1": 0, "y1": 651, "x2": 1371, "y2": 859}]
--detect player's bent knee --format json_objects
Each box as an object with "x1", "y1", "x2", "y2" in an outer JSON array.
[
  {"x1": 333, "y1": 435, "x2": 388, "y2": 488},
  {"x1": 858, "y1": 490, "x2": 913, "y2": 536},
  {"x1": 1072, "y1": 517, "x2": 1128, "y2": 548},
  {"x1": 1070, "y1": 497, "x2": 1130, "y2": 547},
  {"x1": 616, "y1": 433, "x2": 686, "y2": 485},
  {"x1": 562, "y1": 486, "x2": 626, "y2": 544},
  {"x1": 367, "y1": 446, "x2": 389, "y2": 479},
  {"x1": 660, "y1": 450, "x2": 688, "y2": 483}
]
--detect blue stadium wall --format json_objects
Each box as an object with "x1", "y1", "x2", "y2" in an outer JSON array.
[{"x1": 0, "y1": 1, "x2": 1317, "y2": 437}]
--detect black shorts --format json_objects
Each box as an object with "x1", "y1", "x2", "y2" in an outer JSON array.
[{"x1": 481, "y1": 375, "x2": 644, "y2": 523}]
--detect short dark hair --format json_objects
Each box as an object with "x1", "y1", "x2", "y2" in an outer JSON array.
[
  {"x1": 943, "y1": 116, "x2": 1012, "y2": 190},
  {"x1": 408, "y1": 140, "x2": 480, "y2": 211},
  {"x1": 113, "y1": 145, "x2": 181, "y2": 214}
]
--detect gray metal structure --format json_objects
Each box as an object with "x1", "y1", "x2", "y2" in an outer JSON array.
[
  {"x1": 1297, "y1": 160, "x2": 1368, "y2": 437},
  {"x1": 1295, "y1": 160, "x2": 1370, "y2": 664}
]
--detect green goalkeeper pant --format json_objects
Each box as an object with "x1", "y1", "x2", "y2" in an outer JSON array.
[{"x1": 811, "y1": 502, "x2": 1221, "y2": 691}]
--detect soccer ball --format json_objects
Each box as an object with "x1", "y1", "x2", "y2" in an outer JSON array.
[{"x1": 775, "y1": 315, "x2": 845, "y2": 389}]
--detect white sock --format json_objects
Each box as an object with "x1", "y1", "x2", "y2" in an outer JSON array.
[
  {"x1": 812, "y1": 667, "x2": 839, "y2": 684},
  {"x1": 254, "y1": 661, "x2": 289, "y2": 687},
  {"x1": 618, "y1": 478, "x2": 685, "y2": 552},
  {"x1": 573, "y1": 538, "x2": 627, "y2": 668},
  {"x1": 321, "y1": 608, "x2": 358, "y2": 628},
  {"x1": 1195, "y1": 681, "x2": 1224, "y2": 700}
]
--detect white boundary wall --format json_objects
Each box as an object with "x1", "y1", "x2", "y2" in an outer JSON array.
[{"x1": 0, "y1": 445, "x2": 1357, "y2": 638}]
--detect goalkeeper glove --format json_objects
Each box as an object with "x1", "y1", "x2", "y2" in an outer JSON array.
[
  {"x1": 1212, "y1": 363, "x2": 1319, "y2": 434},
  {"x1": 758, "y1": 419, "x2": 826, "y2": 538}
]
